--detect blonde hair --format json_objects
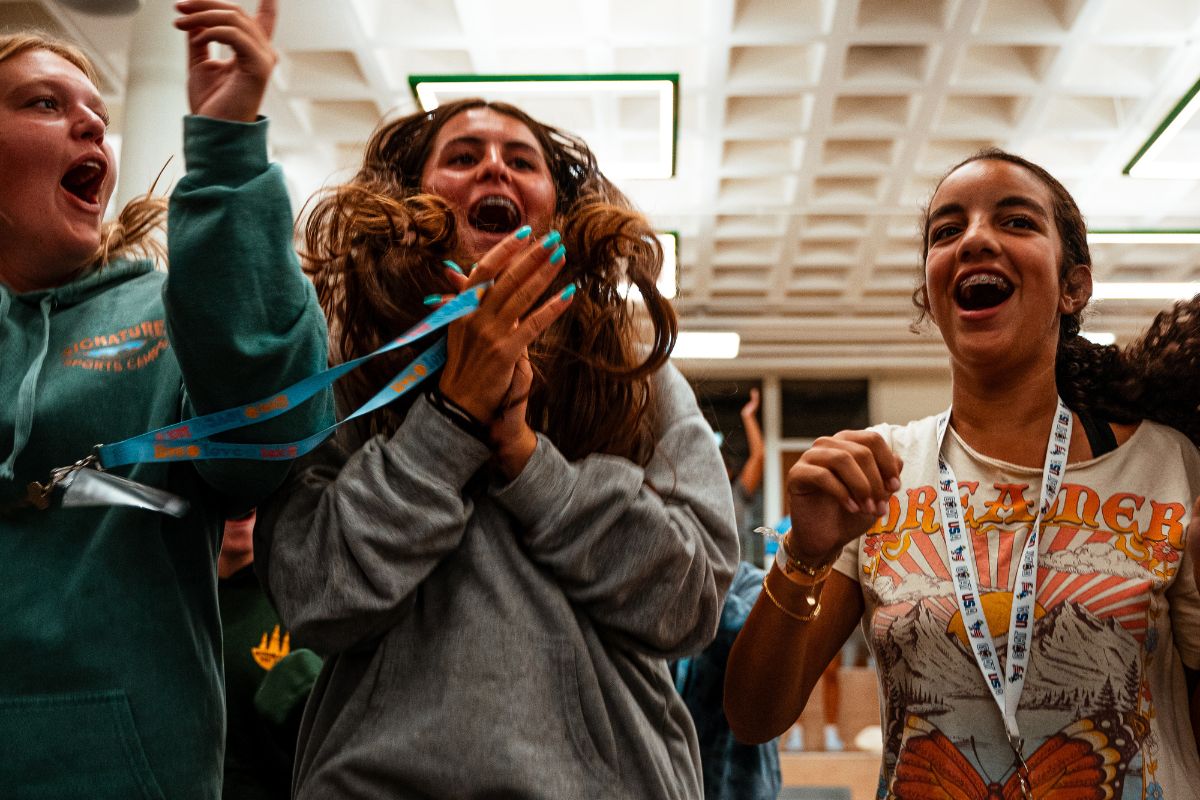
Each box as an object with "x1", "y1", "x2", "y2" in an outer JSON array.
[{"x1": 0, "y1": 30, "x2": 166, "y2": 268}]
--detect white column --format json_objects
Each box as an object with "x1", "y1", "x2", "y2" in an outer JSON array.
[
  {"x1": 762, "y1": 374, "x2": 783, "y2": 559},
  {"x1": 115, "y1": 1, "x2": 187, "y2": 208}
]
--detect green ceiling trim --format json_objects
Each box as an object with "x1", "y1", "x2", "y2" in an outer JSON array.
[
  {"x1": 407, "y1": 73, "x2": 680, "y2": 177},
  {"x1": 1123, "y1": 75, "x2": 1200, "y2": 175}
]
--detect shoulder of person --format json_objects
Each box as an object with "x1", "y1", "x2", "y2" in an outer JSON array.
[
  {"x1": 649, "y1": 361, "x2": 698, "y2": 425},
  {"x1": 869, "y1": 415, "x2": 940, "y2": 459},
  {"x1": 1124, "y1": 418, "x2": 1200, "y2": 471}
]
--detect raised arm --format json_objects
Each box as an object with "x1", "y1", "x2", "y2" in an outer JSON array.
[
  {"x1": 165, "y1": 0, "x2": 331, "y2": 504},
  {"x1": 737, "y1": 388, "x2": 763, "y2": 496}
]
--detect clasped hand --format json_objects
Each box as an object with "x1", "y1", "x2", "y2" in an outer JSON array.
[{"x1": 439, "y1": 230, "x2": 571, "y2": 476}]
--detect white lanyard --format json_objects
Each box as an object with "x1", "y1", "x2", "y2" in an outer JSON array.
[{"x1": 933, "y1": 397, "x2": 1071, "y2": 752}]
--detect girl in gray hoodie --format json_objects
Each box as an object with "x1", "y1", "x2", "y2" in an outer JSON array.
[{"x1": 256, "y1": 98, "x2": 739, "y2": 798}]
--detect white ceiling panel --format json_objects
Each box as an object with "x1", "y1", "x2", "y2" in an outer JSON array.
[{"x1": 22, "y1": 0, "x2": 1200, "y2": 375}]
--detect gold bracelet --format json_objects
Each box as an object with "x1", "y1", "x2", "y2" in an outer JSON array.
[
  {"x1": 778, "y1": 534, "x2": 836, "y2": 586},
  {"x1": 761, "y1": 568, "x2": 823, "y2": 623}
]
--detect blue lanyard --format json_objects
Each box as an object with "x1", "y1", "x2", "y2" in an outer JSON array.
[{"x1": 95, "y1": 282, "x2": 490, "y2": 468}]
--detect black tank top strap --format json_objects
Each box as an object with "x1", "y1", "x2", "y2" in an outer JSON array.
[{"x1": 1077, "y1": 409, "x2": 1118, "y2": 457}]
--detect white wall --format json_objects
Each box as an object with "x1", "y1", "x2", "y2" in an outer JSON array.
[{"x1": 868, "y1": 372, "x2": 952, "y2": 426}]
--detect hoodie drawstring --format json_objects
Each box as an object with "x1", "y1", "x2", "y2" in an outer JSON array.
[{"x1": 1, "y1": 295, "x2": 52, "y2": 479}]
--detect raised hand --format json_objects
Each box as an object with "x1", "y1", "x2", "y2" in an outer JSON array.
[
  {"x1": 174, "y1": 0, "x2": 278, "y2": 122},
  {"x1": 785, "y1": 430, "x2": 903, "y2": 565},
  {"x1": 741, "y1": 387, "x2": 760, "y2": 420}
]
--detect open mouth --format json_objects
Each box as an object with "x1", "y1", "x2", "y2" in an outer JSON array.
[
  {"x1": 61, "y1": 159, "x2": 106, "y2": 206},
  {"x1": 954, "y1": 273, "x2": 1014, "y2": 311},
  {"x1": 467, "y1": 196, "x2": 521, "y2": 234}
]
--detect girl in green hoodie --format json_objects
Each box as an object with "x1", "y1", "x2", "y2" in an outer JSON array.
[{"x1": 0, "y1": 2, "x2": 330, "y2": 797}]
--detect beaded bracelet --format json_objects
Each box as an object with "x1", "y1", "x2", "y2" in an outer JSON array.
[{"x1": 426, "y1": 388, "x2": 491, "y2": 443}]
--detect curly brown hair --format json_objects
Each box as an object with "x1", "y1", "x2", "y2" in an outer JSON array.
[
  {"x1": 303, "y1": 99, "x2": 677, "y2": 464},
  {"x1": 0, "y1": 30, "x2": 166, "y2": 270},
  {"x1": 914, "y1": 148, "x2": 1200, "y2": 445}
]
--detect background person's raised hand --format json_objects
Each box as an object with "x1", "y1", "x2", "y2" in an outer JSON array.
[
  {"x1": 174, "y1": 0, "x2": 278, "y2": 122},
  {"x1": 741, "y1": 387, "x2": 760, "y2": 421}
]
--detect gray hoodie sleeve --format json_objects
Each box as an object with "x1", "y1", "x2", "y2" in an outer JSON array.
[
  {"x1": 489, "y1": 363, "x2": 739, "y2": 658},
  {"x1": 255, "y1": 396, "x2": 492, "y2": 654},
  {"x1": 257, "y1": 364, "x2": 738, "y2": 660}
]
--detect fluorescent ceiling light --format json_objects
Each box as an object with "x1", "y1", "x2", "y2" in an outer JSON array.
[
  {"x1": 409, "y1": 74, "x2": 678, "y2": 179},
  {"x1": 621, "y1": 233, "x2": 677, "y2": 301},
  {"x1": 1092, "y1": 282, "x2": 1200, "y2": 300},
  {"x1": 1125, "y1": 76, "x2": 1200, "y2": 179},
  {"x1": 673, "y1": 332, "x2": 740, "y2": 360},
  {"x1": 1081, "y1": 331, "x2": 1116, "y2": 345},
  {"x1": 1089, "y1": 231, "x2": 1200, "y2": 244}
]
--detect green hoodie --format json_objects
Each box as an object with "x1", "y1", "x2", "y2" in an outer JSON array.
[{"x1": 0, "y1": 116, "x2": 331, "y2": 799}]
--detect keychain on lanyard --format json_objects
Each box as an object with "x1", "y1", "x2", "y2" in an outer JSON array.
[{"x1": 933, "y1": 397, "x2": 1071, "y2": 792}]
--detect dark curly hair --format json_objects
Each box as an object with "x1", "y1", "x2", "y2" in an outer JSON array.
[
  {"x1": 302, "y1": 98, "x2": 676, "y2": 464},
  {"x1": 914, "y1": 148, "x2": 1200, "y2": 446}
]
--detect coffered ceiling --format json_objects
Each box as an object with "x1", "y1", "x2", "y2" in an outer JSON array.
[{"x1": 8, "y1": 0, "x2": 1200, "y2": 376}]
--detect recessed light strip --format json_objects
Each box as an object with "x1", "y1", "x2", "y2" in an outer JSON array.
[
  {"x1": 1092, "y1": 282, "x2": 1200, "y2": 300},
  {"x1": 1087, "y1": 232, "x2": 1200, "y2": 299},
  {"x1": 1081, "y1": 331, "x2": 1116, "y2": 346},
  {"x1": 1089, "y1": 231, "x2": 1200, "y2": 244},
  {"x1": 672, "y1": 332, "x2": 740, "y2": 360}
]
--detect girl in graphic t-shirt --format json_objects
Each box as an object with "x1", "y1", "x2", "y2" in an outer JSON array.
[{"x1": 726, "y1": 149, "x2": 1200, "y2": 799}]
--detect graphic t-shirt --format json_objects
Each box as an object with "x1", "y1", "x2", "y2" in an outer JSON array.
[{"x1": 834, "y1": 416, "x2": 1200, "y2": 799}]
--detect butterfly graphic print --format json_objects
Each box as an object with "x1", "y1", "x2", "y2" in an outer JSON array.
[{"x1": 890, "y1": 712, "x2": 1146, "y2": 799}]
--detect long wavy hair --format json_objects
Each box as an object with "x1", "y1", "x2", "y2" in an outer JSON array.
[
  {"x1": 303, "y1": 99, "x2": 677, "y2": 464},
  {"x1": 914, "y1": 148, "x2": 1200, "y2": 445},
  {"x1": 0, "y1": 31, "x2": 166, "y2": 270}
]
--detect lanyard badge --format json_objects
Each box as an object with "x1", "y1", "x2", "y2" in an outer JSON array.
[{"x1": 933, "y1": 398, "x2": 1071, "y2": 770}]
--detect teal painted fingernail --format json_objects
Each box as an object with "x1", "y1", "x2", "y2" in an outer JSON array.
[
  {"x1": 423, "y1": 294, "x2": 442, "y2": 306},
  {"x1": 442, "y1": 260, "x2": 463, "y2": 274},
  {"x1": 559, "y1": 283, "x2": 577, "y2": 301},
  {"x1": 541, "y1": 230, "x2": 561, "y2": 249},
  {"x1": 515, "y1": 225, "x2": 532, "y2": 240},
  {"x1": 549, "y1": 244, "x2": 566, "y2": 265}
]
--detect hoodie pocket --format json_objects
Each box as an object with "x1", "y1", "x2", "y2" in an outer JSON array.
[
  {"x1": 557, "y1": 644, "x2": 618, "y2": 782},
  {"x1": 0, "y1": 689, "x2": 165, "y2": 800},
  {"x1": 369, "y1": 629, "x2": 618, "y2": 793}
]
